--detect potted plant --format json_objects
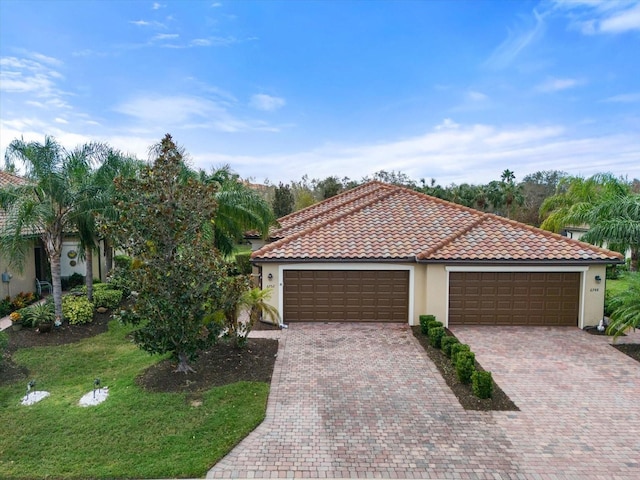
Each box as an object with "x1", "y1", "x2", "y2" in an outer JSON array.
[
  {"x1": 10, "y1": 311, "x2": 22, "y2": 331},
  {"x1": 23, "y1": 302, "x2": 55, "y2": 333}
]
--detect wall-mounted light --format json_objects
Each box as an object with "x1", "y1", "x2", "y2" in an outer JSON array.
[
  {"x1": 595, "y1": 275, "x2": 602, "y2": 283},
  {"x1": 268, "y1": 273, "x2": 273, "y2": 280}
]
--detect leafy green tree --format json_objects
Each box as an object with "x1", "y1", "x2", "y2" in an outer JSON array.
[
  {"x1": 1, "y1": 136, "x2": 110, "y2": 323},
  {"x1": 315, "y1": 176, "x2": 343, "y2": 199},
  {"x1": 607, "y1": 273, "x2": 640, "y2": 339},
  {"x1": 107, "y1": 134, "x2": 226, "y2": 373},
  {"x1": 514, "y1": 170, "x2": 567, "y2": 226},
  {"x1": 273, "y1": 182, "x2": 294, "y2": 217}
]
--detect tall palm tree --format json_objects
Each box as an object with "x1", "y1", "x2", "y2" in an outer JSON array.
[
  {"x1": 540, "y1": 173, "x2": 630, "y2": 232},
  {"x1": 200, "y1": 166, "x2": 275, "y2": 256},
  {"x1": 0, "y1": 136, "x2": 109, "y2": 323},
  {"x1": 575, "y1": 194, "x2": 640, "y2": 272},
  {"x1": 72, "y1": 149, "x2": 140, "y2": 301}
]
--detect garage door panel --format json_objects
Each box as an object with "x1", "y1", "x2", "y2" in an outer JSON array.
[
  {"x1": 284, "y1": 270, "x2": 409, "y2": 322},
  {"x1": 449, "y1": 271, "x2": 579, "y2": 326}
]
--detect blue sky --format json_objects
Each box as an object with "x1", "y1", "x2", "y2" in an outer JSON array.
[{"x1": 1, "y1": 0, "x2": 639, "y2": 186}]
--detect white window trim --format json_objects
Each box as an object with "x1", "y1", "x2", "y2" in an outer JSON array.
[{"x1": 278, "y1": 263, "x2": 415, "y2": 324}]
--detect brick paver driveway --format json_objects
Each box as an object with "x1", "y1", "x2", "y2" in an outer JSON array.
[{"x1": 208, "y1": 323, "x2": 640, "y2": 480}]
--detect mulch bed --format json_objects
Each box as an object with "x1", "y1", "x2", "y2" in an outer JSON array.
[
  {"x1": 613, "y1": 343, "x2": 640, "y2": 363},
  {"x1": 412, "y1": 326, "x2": 519, "y2": 411}
]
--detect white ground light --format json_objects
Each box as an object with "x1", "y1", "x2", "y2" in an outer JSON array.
[
  {"x1": 21, "y1": 391, "x2": 50, "y2": 406},
  {"x1": 79, "y1": 387, "x2": 109, "y2": 407}
]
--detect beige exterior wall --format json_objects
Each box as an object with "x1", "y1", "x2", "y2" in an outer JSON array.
[
  {"x1": 424, "y1": 264, "x2": 448, "y2": 324},
  {"x1": 582, "y1": 265, "x2": 606, "y2": 328},
  {"x1": 254, "y1": 261, "x2": 610, "y2": 329},
  {"x1": 1, "y1": 250, "x2": 37, "y2": 298}
]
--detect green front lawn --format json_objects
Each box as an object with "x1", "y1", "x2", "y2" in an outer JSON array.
[
  {"x1": 0, "y1": 321, "x2": 269, "y2": 479},
  {"x1": 606, "y1": 271, "x2": 636, "y2": 297}
]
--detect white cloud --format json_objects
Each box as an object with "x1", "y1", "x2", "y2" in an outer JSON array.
[
  {"x1": 536, "y1": 77, "x2": 583, "y2": 92},
  {"x1": 152, "y1": 33, "x2": 179, "y2": 41},
  {"x1": 552, "y1": 1, "x2": 640, "y2": 35},
  {"x1": 467, "y1": 91, "x2": 488, "y2": 102},
  {"x1": 249, "y1": 94, "x2": 286, "y2": 111},
  {"x1": 152, "y1": 2, "x2": 165, "y2": 10},
  {"x1": 485, "y1": 9, "x2": 546, "y2": 69},
  {"x1": 54, "y1": 117, "x2": 68, "y2": 124},
  {"x1": 603, "y1": 92, "x2": 640, "y2": 103},
  {"x1": 599, "y1": 3, "x2": 640, "y2": 33},
  {"x1": 189, "y1": 120, "x2": 640, "y2": 185}
]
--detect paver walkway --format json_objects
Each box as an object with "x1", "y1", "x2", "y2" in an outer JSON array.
[{"x1": 208, "y1": 323, "x2": 640, "y2": 480}]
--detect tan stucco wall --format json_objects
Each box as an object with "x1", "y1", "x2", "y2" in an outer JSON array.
[
  {"x1": 424, "y1": 264, "x2": 448, "y2": 325},
  {"x1": 583, "y1": 265, "x2": 607, "y2": 328},
  {"x1": 1, "y1": 252, "x2": 37, "y2": 298},
  {"x1": 254, "y1": 261, "x2": 610, "y2": 329}
]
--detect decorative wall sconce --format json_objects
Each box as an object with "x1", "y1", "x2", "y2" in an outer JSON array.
[
  {"x1": 267, "y1": 273, "x2": 273, "y2": 280},
  {"x1": 595, "y1": 275, "x2": 602, "y2": 283}
]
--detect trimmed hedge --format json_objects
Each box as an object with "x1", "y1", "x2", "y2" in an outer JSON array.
[
  {"x1": 235, "y1": 253, "x2": 252, "y2": 275},
  {"x1": 456, "y1": 351, "x2": 476, "y2": 384},
  {"x1": 93, "y1": 289, "x2": 123, "y2": 309},
  {"x1": 472, "y1": 370, "x2": 493, "y2": 399},
  {"x1": 429, "y1": 326, "x2": 445, "y2": 348},
  {"x1": 450, "y1": 343, "x2": 471, "y2": 366},
  {"x1": 441, "y1": 336, "x2": 459, "y2": 357},
  {"x1": 419, "y1": 315, "x2": 436, "y2": 334}
]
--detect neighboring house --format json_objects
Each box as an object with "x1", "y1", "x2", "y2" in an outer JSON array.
[
  {"x1": 251, "y1": 181, "x2": 623, "y2": 328},
  {"x1": 0, "y1": 171, "x2": 109, "y2": 298},
  {"x1": 562, "y1": 225, "x2": 632, "y2": 263}
]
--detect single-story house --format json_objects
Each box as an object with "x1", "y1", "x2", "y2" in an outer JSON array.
[
  {"x1": 562, "y1": 225, "x2": 632, "y2": 263},
  {"x1": 250, "y1": 181, "x2": 624, "y2": 328},
  {"x1": 0, "y1": 171, "x2": 110, "y2": 298}
]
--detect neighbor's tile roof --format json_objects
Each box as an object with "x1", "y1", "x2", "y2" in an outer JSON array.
[
  {"x1": 252, "y1": 181, "x2": 623, "y2": 263},
  {"x1": 0, "y1": 171, "x2": 30, "y2": 231}
]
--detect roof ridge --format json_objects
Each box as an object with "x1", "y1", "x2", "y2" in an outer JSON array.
[
  {"x1": 253, "y1": 184, "x2": 397, "y2": 258},
  {"x1": 272, "y1": 180, "x2": 391, "y2": 235},
  {"x1": 483, "y1": 212, "x2": 625, "y2": 259},
  {"x1": 417, "y1": 214, "x2": 489, "y2": 260}
]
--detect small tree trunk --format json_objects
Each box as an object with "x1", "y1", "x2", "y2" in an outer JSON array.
[
  {"x1": 174, "y1": 352, "x2": 196, "y2": 374},
  {"x1": 50, "y1": 251, "x2": 63, "y2": 325},
  {"x1": 630, "y1": 247, "x2": 638, "y2": 272},
  {"x1": 104, "y1": 237, "x2": 113, "y2": 276},
  {"x1": 85, "y1": 248, "x2": 94, "y2": 302}
]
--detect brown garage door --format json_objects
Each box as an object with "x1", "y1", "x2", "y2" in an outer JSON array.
[
  {"x1": 449, "y1": 271, "x2": 580, "y2": 326},
  {"x1": 283, "y1": 270, "x2": 409, "y2": 322}
]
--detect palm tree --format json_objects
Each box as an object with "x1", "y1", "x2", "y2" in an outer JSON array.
[
  {"x1": 540, "y1": 173, "x2": 630, "y2": 233},
  {"x1": 72, "y1": 150, "x2": 140, "y2": 301},
  {"x1": 606, "y1": 273, "x2": 640, "y2": 339},
  {"x1": 0, "y1": 136, "x2": 109, "y2": 323},
  {"x1": 575, "y1": 194, "x2": 640, "y2": 271},
  {"x1": 201, "y1": 166, "x2": 275, "y2": 256}
]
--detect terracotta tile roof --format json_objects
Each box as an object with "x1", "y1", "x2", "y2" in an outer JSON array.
[
  {"x1": 252, "y1": 181, "x2": 623, "y2": 264},
  {"x1": 0, "y1": 171, "x2": 30, "y2": 232}
]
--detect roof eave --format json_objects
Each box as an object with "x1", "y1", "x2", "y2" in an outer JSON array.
[{"x1": 417, "y1": 258, "x2": 625, "y2": 265}]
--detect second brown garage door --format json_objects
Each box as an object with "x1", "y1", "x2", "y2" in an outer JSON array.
[
  {"x1": 449, "y1": 271, "x2": 580, "y2": 326},
  {"x1": 283, "y1": 270, "x2": 409, "y2": 322}
]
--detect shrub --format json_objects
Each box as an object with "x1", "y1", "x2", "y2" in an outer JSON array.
[
  {"x1": 62, "y1": 272, "x2": 85, "y2": 290},
  {"x1": 10, "y1": 291, "x2": 36, "y2": 310},
  {"x1": 62, "y1": 296, "x2": 94, "y2": 325},
  {"x1": 472, "y1": 370, "x2": 493, "y2": 399},
  {"x1": 441, "y1": 336, "x2": 459, "y2": 357},
  {"x1": 427, "y1": 320, "x2": 443, "y2": 335},
  {"x1": 456, "y1": 351, "x2": 476, "y2": 384},
  {"x1": 0, "y1": 331, "x2": 8, "y2": 368},
  {"x1": 235, "y1": 253, "x2": 252, "y2": 275},
  {"x1": 419, "y1": 315, "x2": 436, "y2": 334},
  {"x1": 93, "y1": 288, "x2": 123, "y2": 309},
  {"x1": 450, "y1": 343, "x2": 471, "y2": 365},
  {"x1": 21, "y1": 302, "x2": 55, "y2": 328},
  {"x1": 114, "y1": 255, "x2": 132, "y2": 270},
  {"x1": 0, "y1": 297, "x2": 11, "y2": 316},
  {"x1": 429, "y1": 326, "x2": 445, "y2": 348}
]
